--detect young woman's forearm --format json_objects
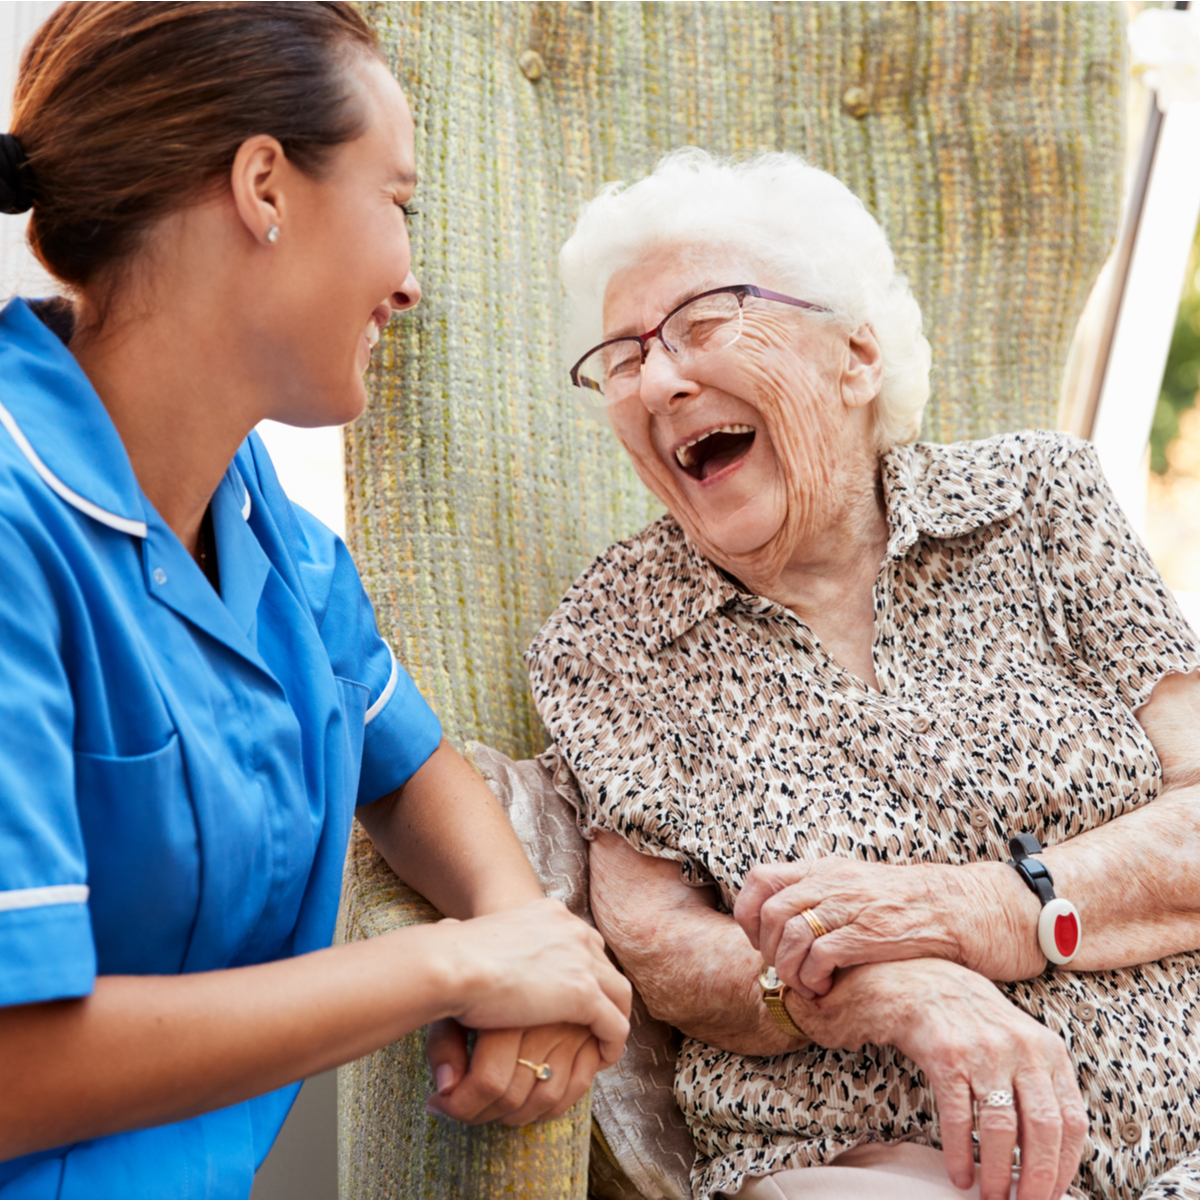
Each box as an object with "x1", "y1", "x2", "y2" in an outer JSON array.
[
  {"x1": 358, "y1": 738, "x2": 545, "y2": 917},
  {"x1": 0, "y1": 896, "x2": 631, "y2": 1162},
  {"x1": 0, "y1": 923, "x2": 455, "y2": 1161}
]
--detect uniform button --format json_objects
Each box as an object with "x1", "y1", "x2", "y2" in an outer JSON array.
[
  {"x1": 910, "y1": 714, "x2": 932, "y2": 734},
  {"x1": 970, "y1": 809, "x2": 990, "y2": 830},
  {"x1": 152, "y1": 567, "x2": 167, "y2": 585},
  {"x1": 1075, "y1": 1002, "x2": 1097, "y2": 1022},
  {"x1": 1119, "y1": 1120, "x2": 1143, "y2": 1145}
]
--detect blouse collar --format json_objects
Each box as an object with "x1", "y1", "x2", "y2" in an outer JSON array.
[{"x1": 633, "y1": 436, "x2": 1028, "y2": 654}]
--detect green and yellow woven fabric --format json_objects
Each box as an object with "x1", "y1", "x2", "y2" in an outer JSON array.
[
  {"x1": 338, "y1": 4, "x2": 1126, "y2": 1197},
  {"x1": 337, "y1": 830, "x2": 592, "y2": 1199}
]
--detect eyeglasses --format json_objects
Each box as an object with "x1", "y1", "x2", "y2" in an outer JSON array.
[{"x1": 569, "y1": 284, "x2": 830, "y2": 405}]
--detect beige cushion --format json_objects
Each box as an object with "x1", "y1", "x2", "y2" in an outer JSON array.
[{"x1": 467, "y1": 741, "x2": 696, "y2": 1200}]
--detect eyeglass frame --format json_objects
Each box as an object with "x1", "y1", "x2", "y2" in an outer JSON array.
[{"x1": 568, "y1": 284, "x2": 831, "y2": 398}]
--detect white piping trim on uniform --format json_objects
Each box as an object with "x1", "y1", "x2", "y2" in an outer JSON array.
[
  {"x1": 364, "y1": 643, "x2": 398, "y2": 726},
  {"x1": 0, "y1": 883, "x2": 89, "y2": 913},
  {"x1": 241, "y1": 483, "x2": 252, "y2": 521},
  {"x1": 0, "y1": 398, "x2": 148, "y2": 538}
]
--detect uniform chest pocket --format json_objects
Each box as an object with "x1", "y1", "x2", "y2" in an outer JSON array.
[{"x1": 75, "y1": 732, "x2": 200, "y2": 975}]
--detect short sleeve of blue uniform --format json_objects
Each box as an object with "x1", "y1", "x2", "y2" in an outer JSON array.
[{"x1": 0, "y1": 503, "x2": 95, "y2": 1007}]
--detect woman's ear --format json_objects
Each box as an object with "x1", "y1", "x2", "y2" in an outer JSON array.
[
  {"x1": 841, "y1": 324, "x2": 884, "y2": 409},
  {"x1": 229, "y1": 134, "x2": 287, "y2": 247}
]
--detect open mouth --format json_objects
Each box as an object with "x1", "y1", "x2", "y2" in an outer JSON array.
[{"x1": 674, "y1": 424, "x2": 756, "y2": 481}]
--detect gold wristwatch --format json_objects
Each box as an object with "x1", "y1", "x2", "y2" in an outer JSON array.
[{"x1": 758, "y1": 963, "x2": 811, "y2": 1044}]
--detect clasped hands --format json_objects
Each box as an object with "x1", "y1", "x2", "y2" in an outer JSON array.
[
  {"x1": 424, "y1": 1018, "x2": 602, "y2": 1125},
  {"x1": 735, "y1": 857, "x2": 1088, "y2": 1200},
  {"x1": 734, "y1": 856, "x2": 1046, "y2": 998},
  {"x1": 414, "y1": 896, "x2": 628, "y2": 1127}
]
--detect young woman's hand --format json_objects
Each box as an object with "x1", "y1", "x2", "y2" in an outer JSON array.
[
  {"x1": 424, "y1": 1020, "x2": 601, "y2": 1125},
  {"x1": 428, "y1": 898, "x2": 630, "y2": 1063}
]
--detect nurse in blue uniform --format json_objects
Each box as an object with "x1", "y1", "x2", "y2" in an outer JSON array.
[{"x1": 0, "y1": 4, "x2": 630, "y2": 1198}]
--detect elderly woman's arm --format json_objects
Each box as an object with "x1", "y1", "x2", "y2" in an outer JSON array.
[
  {"x1": 737, "y1": 670, "x2": 1200, "y2": 997},
  {"x1": 590, "y1": 832, "x2": 1089, "y2": 1200},
  {"x1": 589, "y1": 831, "x2": 792, "y2": 1055}
]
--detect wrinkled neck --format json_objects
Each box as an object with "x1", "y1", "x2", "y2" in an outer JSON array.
[{"x1": 717, "y1": 438, "x2": 887, "y2": 607}]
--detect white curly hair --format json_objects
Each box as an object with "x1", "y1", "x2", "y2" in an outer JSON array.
[{"x1": 560, "y1": 148, "x2": 932, "y2": 449}]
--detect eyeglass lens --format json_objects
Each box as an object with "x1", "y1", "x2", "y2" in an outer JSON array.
[{"x1": 577, "y1": 290, "x2": 745, "y2": 400}]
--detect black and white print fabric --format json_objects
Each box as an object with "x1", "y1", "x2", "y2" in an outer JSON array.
[{"x1": 528, "y1": 432, "x2": 1200, "y2": 1200}]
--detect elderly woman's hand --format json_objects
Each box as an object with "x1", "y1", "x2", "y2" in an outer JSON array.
[
  {"x1": 797, "y1": 959, "x2": 1089, "y2": 1200},
  {"x1": 735, "y1": 857, "x2": 1044, "y2": 998}
]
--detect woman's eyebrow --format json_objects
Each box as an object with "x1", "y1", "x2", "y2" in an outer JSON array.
[{"x1": 605, "y1": 279, "x2": 724, "y2": 339}]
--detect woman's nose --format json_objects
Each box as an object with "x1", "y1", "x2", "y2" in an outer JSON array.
[
  {"x1": 392, "y1": 271, "x2": 422, "y2": 313},
  {"x1": 638, "y1": 340, "x2": 700, "y2": 413}
]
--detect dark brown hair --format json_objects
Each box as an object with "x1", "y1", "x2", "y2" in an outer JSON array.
[{"x1": 11, "y1": 1, "x2": 381, "y2": 290}]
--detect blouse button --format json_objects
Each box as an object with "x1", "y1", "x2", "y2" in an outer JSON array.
[
  {"x1": 152, "y1": 567, "x2": 168, "y2": 585},
  {"x1": 970, "y1": 809, "x2": 990, "y2": 830},
  {"x1": 1119, "y1": 1120, "x2": 1143, "y2": 1145},
  {"x1": 1075, "y1": 1002, "x2": 1097, "y2": 1022},
  {"x1": 910, "y1": 714, "x2": 932, "y2": 734}
]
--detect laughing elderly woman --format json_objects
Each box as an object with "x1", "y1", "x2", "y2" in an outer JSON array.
[{"x1": 526, "y1": 150, "x2": 1200, "y2": 1200}]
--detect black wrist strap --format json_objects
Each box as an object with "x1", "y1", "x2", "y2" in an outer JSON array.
[{"x1": 1007, "y1": 834, "x2": 1056, "y2": 907}]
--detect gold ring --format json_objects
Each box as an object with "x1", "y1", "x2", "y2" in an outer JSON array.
[
  {"x1": 800, "y1": 908, "x2": 829, "y2": 939},
  {"x1": 517, "y1": 1058, "x2": 553, "y2": 1082}
]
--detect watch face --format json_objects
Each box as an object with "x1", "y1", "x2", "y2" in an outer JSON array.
[{"x1": 759, "y1": 963, "x2": 781, "y2": 990}]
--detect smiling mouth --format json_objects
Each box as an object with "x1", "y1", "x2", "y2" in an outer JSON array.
[{"x1": 674, "y1": 424, "x2": 756, "y2": 481}]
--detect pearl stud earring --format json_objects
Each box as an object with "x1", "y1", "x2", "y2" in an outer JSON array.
[{"x1": 266, "y1": 224, "x2": 280, "y2": 244}]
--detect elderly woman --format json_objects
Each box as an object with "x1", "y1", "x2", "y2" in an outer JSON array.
[{"x1": 526, "y1": 149, "x2": 1200, "y2": 1200}]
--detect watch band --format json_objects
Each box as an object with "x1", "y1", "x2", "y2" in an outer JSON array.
[
  {"x1": 758, "y1": 963, "x2": 812, "y2": 1044},
  {"x1": 1007, "y1": 834, "x2": 1081, "y2": 966}
]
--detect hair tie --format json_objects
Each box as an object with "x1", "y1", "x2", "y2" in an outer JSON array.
[{"x1": 0, "y1": 133, "x2": 35, "y2": 215}]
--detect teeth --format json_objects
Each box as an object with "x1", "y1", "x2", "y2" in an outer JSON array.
[
  {"x1": 365, "y1": 321, "x2": 381, "y2": 349},
  {"x1": 674, "y1": 424, "x2": 754, "y2": 469}
]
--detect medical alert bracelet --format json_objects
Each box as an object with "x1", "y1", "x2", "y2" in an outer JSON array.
[{"x1": 1007, "y1": 834, "x2": 1081, "y2": 966}]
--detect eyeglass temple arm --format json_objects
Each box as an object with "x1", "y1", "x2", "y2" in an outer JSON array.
[{"x1": 744, "y1": 285, "x2": 830, "y2": 314}]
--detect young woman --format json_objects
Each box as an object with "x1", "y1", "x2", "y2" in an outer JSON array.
[{"x1": 0, "y1": 5, "x2": 629, "y2": 1197}]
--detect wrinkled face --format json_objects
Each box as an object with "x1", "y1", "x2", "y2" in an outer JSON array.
[
  {"x1": 264, "y1": 55, "x2": 421, "y2": 426},
  {"x1": 602, "y1": 244, "x2": 872, "y2": 583}
]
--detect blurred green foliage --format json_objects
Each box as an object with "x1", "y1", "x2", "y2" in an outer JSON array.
[{"x1": 1151, "y1": 215, "x2": 1200, "y2": 475}]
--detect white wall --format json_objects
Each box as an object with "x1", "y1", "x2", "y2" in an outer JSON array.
[{"x1": 1, "y1": 1, "x2": 57, "y2": 301}]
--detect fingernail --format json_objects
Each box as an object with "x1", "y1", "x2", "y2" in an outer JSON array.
[
  {"x1": 435, "y1": 1065, "x2": 454, "y2": 1094},
  {"x1": 425, "y1": 1098, "x2": 443, "y2": 1117}
]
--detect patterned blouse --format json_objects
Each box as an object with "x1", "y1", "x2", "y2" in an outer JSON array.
[{"x1": 527, "y1": 432, "x2": 1200, "y2": 1200}]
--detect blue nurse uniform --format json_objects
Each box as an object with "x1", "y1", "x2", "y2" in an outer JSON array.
[{"x1": 0, "y1": 297, "x2": 443, "y2": 1198}]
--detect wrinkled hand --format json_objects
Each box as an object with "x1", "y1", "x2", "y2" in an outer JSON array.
[
  {"x1": 438, "y1": 898, "x2": 631, "y2": 1063},
  {"x1": 424, "y1": 1020, "x2": 601, "y2": 1125},
  {"x1": 785, "y1": 959, "x2": 1087, "y2": 1200},
  {"x1": 735, "y1": 858, "x2": 1040, "y2": 998}
]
